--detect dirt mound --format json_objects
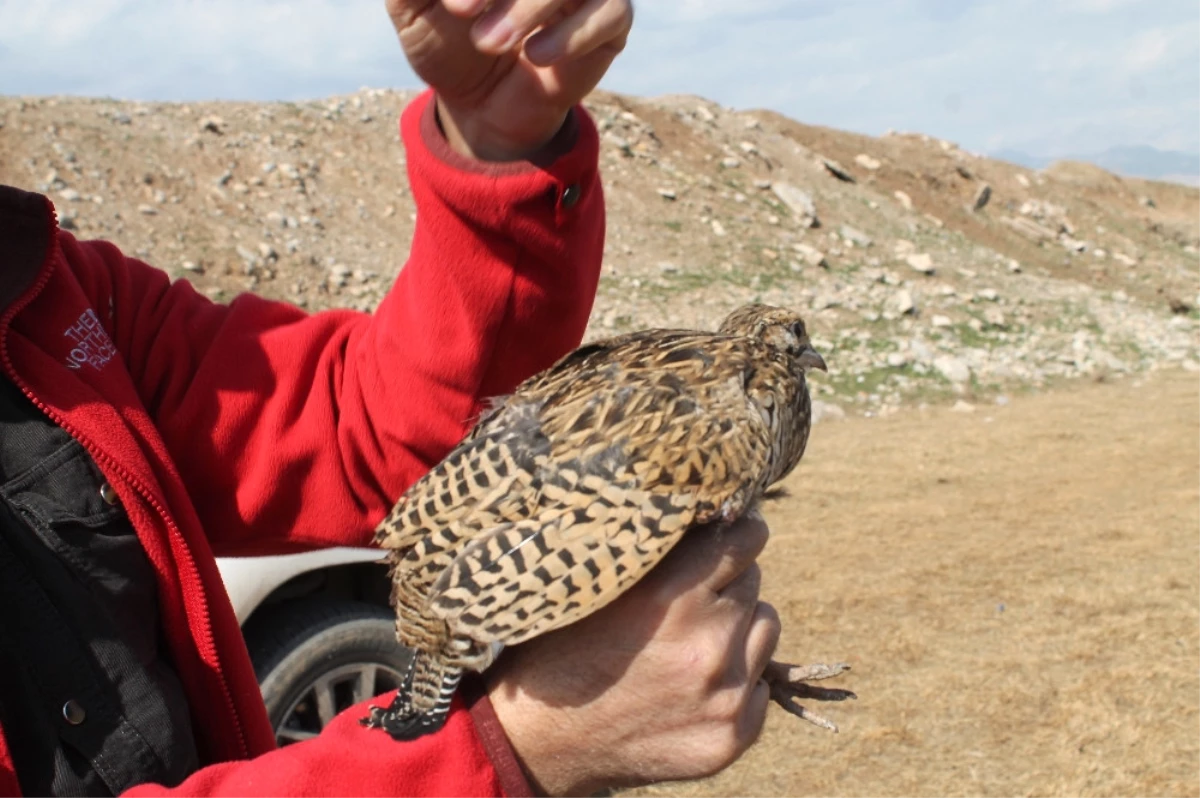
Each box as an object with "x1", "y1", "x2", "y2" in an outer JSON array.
[
  {"x1": 1043, "y1": 158, "x2": 1128, "y2": 185},
  {"x1": 2, "y1": 88, "x2": 1195, "y2": 419}
]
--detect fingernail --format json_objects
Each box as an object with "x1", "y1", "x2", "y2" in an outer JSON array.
[
  {"x1": 474, "y1": 14, "x2": 516, "y2": 51},
  {"x1": 524, "y1": 32, "x2": 560, "y2": 64},
  {"x1": 447, "y1": 0, "x2": 487, "y2": 14}
]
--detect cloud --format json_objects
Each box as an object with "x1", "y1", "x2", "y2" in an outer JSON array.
[
  {"x1": 1124, "y1": 29, "x2": 1172, "y2": 72},
  {"x1": 608, "y1": 0, "x2": 1199, "y2": 156},
  {"x1": 0, "y1": 0, "x2": 412, "y2": 100},
  {"x1": 1062, "y1": 0, "x2": 1146, "y2": 13},
  {"x1": 648, "y1": 0, "x2": 831, "y2": 24},
  {"x1": 1, "y1": 0, "x2": 1196, "y2": 158}
]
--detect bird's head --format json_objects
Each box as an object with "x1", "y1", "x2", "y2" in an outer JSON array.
[{"x1": 719, "y1": 304, "x2": 827, "y2": 373}]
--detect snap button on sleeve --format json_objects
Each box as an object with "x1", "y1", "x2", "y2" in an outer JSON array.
[
  {"x1": 560, "y1": 183, "x2": 582, "y2": 209},
  {"x1": 99, "y1": 482, "x2": 119, "y2": 506},
  {"x1": 62, "y1": 700, "x2": 86, "y2": 725}
]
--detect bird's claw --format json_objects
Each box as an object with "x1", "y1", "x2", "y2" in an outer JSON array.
[
  {"x1": 763, "y1": 660, "x2": 856, "y2": 733},
  {"x1": 360, "y1": 693, "x2": 443, "y2": 741}
]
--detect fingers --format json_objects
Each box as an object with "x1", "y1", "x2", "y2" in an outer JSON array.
[
  {"x1": 443, "y1": 0, "x2": 488, "y2": 13},
  {"x1": 743, "y1": 601, "x2": 781, "y2": 684},
  {"x1": 702, "y1": 510, "x2": 770, "y2": 594},
  {"x1": 385, "y1": 0, "x2": 446, "y2": 30},
  {"x1": 674, "y1": 601, "x2": 776, "y2": 779},
  {"x1": 525, "y1": 0, "x2": 633, "y2": 65},
  {"x1": 736, "y1": 677, "x2": 772, "y2": 753},
  {"x1": 727, "y1": 601, "x2": 779, "y2": 754},
  {"x1": 469, "y1": 0, "x2": 570, "y2": 52},
  {"x1": 716, "y1": 562, "x2": 761, "y2": 608},
  {"x1": 461, "y1": 0, "x2": 633, "y2": 59},
  {"x1": 649, "y1": 512, "x2": 769, "y2": 599}
]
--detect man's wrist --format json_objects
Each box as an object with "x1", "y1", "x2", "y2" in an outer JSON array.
[
  {"x1": 435, "y1": 97, "x2": 572, "y2": 162},
  {"x1": 487, "y1": 671, "x2": 609, "y2": 797}
]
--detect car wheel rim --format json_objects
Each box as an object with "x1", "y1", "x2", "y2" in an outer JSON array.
[{"x1": 275, "y1": 662, "x2": 405, "y2": 746}]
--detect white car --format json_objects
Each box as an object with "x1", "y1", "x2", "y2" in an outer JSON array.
[{"x1": 216, "y1": 548, "x2": 412, "y2": 745}]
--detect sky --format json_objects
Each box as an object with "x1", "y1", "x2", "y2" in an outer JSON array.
[{"x1": 1, "y1": 0, "x2": 1197, "y2": 160}]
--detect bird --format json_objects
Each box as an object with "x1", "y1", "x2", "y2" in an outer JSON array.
[{"x1": 363, "y1": 303, "x2": 856, "y2": 741}]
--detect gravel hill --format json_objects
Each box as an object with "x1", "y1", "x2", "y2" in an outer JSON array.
[{"x1": 2, "y1": 89, "x2": 1196, "y2": 417}]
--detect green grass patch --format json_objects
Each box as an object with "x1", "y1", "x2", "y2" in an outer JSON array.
[{"x1": 946, "y1": 321, "x2": 992, "y2": 349}]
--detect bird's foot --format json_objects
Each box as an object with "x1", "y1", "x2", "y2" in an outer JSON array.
[
  {"x1": 360, "y1": 694, "x2": 445, "y2": 741},
  {"x1": 763, "y1": 660, "x2": 856, "y2": 733}
]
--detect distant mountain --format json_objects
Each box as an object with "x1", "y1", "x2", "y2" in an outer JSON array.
[
  {"x1": 990, "y1": 149, "x2": 1052, "y2": 170},
  {"x1": 992, "y1": 145, "x2": 1200, "y2": 186},
  {"x1": 1094, "y1": 146, "x2": 1200, "y2": 182}
]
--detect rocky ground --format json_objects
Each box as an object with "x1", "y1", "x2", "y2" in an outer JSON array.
[{"x1": 1, "y1": 89, "x2": 1197, "y2": 416}]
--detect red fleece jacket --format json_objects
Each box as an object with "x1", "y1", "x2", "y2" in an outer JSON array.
[{"x1": 0, "y1": 90, "x2": 603, "y2": 796}]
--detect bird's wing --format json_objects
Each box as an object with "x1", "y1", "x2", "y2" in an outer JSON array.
[
  {"x1": 513, "y1": 327, "x2": 691, "y2": 393},
  {"x1": 373, "y1": 329, "x2": 711, "y2": 554},
  {"x1": 373, "y1": 400, "x2": 549, "y2": 555},
  {"x1": 426, "y1": 479, "x2": 699, "y2": 646},
  {"x1": 422, "y1": 336, "x2": 775, "y2": 647}
]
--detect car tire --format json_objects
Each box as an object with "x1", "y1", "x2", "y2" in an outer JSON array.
[{"x1": 241, "y1": 599, "x2": 413, "y2": 746}]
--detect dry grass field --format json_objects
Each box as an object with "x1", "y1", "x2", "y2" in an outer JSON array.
[{"x1": 633, "y1": 368, "x2": 1199, "y2": 797}]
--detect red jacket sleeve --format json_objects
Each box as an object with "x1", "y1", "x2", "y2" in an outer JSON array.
[
  {"x1": 78, "y1": 90, "x2": 602, "y2": 555},
  {"x1": 121, "y1": 686, "x2": 533, "y2": 797}
]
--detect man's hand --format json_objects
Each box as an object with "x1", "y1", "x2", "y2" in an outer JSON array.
[
  {"x1": 386, "y1": 0, "x2": 634, "y2": 161},
  {"x1": 486, "y1": 513, "x2": 781, "y2": 796}
]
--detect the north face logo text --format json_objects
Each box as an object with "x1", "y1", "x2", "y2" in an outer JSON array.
[{"x1": 64, "y1": 309, "x2": 117, "y2": 371}]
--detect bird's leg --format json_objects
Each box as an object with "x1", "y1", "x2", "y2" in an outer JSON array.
[
  {"x1": 762, "y1": 660, "x2": 856, "y2": 732},
  {"x1": 361, "y1": 653, "x2": 462, "y2": 741},
  {"x1": 362, "y1": 654, "x2": 419, "y2": 733},
  {"x1": 363, "y1": 695, "x2": 446, "y2": 741}
]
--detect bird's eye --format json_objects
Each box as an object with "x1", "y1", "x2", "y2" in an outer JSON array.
[{"x1": 790, "y1": 320, "x2": 806, "y2": 339}]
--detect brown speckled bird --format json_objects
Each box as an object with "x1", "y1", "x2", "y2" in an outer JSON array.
[{"x1": 364, "y1": 304, "x2": 855, "y2": 741}]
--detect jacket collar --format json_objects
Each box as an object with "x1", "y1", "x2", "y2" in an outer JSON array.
[{"x1": 0, "y1": 185, "x2": 55, "y2": 318}]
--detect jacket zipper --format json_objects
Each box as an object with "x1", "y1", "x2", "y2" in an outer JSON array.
[{"x1": 0, "y1": 228, "x2": 251, "y2": 761}]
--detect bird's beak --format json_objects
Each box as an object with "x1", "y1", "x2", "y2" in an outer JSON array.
[{"x1": 798, "y1": 345, "x2": 827, "y2": 373}]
